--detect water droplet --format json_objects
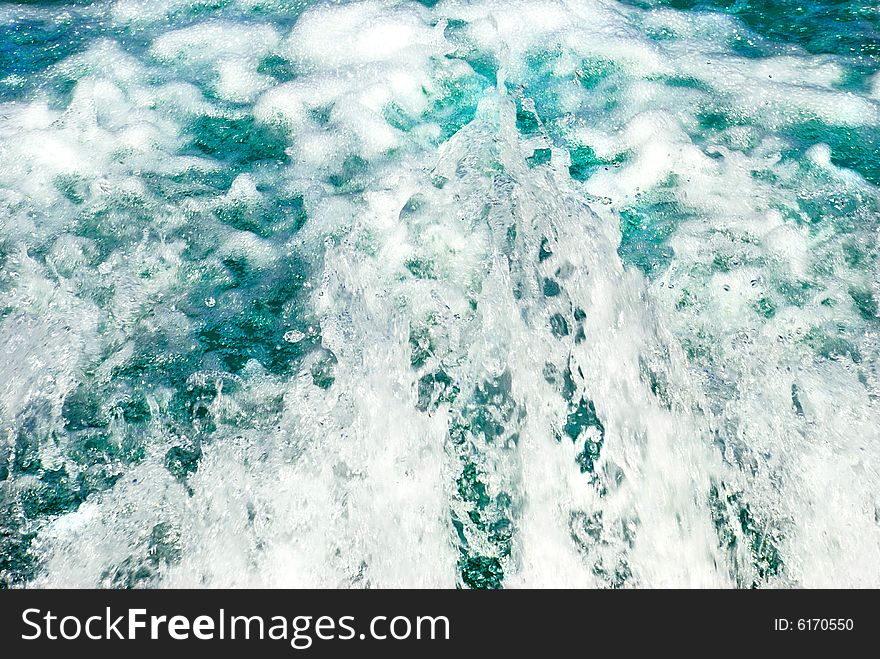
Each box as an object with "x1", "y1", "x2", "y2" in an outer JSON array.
[
  {"x1": 204, "y1": 297, "x2": 216, "y2": 308},
  {"x1": 284, "y1": 329, "x2": 306, "y2": 344}
]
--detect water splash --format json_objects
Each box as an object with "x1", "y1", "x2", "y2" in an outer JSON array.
[{"x1": 1, "y1": 0, "x2": 879, "y2": 588}]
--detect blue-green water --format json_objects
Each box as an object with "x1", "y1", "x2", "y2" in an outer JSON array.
[{"x1": 1, "y1": 0, "x2": 878, "y2": 588}]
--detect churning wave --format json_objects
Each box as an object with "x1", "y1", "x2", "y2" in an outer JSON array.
[{"x1": 1, "y1": 0, "x2": 879, "y2": 588}]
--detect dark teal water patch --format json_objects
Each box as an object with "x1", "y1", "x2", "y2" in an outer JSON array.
[
  {"x1": 144, "y1": 168, "x2": 240, "y2": 204},
  {"x1": 617, "y1": 200, "x2": 682, "y2": 277},
  {"x1": 63, "y1": 382, "x2": 150, "y2": 432},
  {"x1": 708, "y1": 482, "x2": 785, "y2": 587},
  {"x1": 0, "y1": 519, "x2": 37, "y2": 589},
  {"x1": 549, "y1": 312, "x2": 569, "y2": 337},
  {"x1": 256, "y1": 53, "x2": 298, "y2": 82},
  {"x1": 187, "y1": 114, "x2": 290, "y2": 167},
  {"x1": 803, "y1": 325, "x2": 862, "y2": 363},
  {"x1": 568, "y1": 510, "x2": 634, "y2": 588},
  {"x1": 776, "y1": 279, "x2": 820, "y2": 307},
  {"x1": 416, "y1": 369, "x2": 459, "y2": 412},
  {"x1": 568, "y1": 146, "x2": 628, "y2": 182},
  {"x1": 384, "y1": 101, "x2": 417, "y2": 132},
  {"x1": 68, "y1": 203, "x2": 160, "y2": 264},
  {"x1": 543, "y1": 361, "x2": 607, "y2": 476},
  {"x1": 310, "y1": 348, "x2": 337, "y2": 390},
  {"x1": 790, "y1": 121, "x2": 880, "y2": 186},
  {"x1": 568, "y1": 399, "x2": 605, "y2": 475},
  {"x1": 447, "y1": 372, "x2": 521, "y2": 588},
  {"x1": 18, "y1": 466, "x2": 90, "y2": 520},
  {"x1": 576, "y1": 56, "x2": 618, "y2": 90},
  {"x1": 194, "y1": 255, "x2": 311, "y2": 375},
  {"x1": 527, "y1": 148, "x2": 552, "y2": 167},
  {"x1": 0, "y1": 14, "x2": 93, "y2": 100},
  {"x1": 625, "y1": 1, "x2": 880, "y2": 69},
  {"x1": 696, "y1": 105, "x2": 750, "y2": 133},
  {"x1": 443, "y1": 19, "x2": 499, "y2": 85},
  {"x1": 514, "y1": 97, "x2": 541, "y2": 134},
  {"x1": 849, "y1": 287, "x2": 878, "y2": 321},
  {"x1": 453, "y1": 461, "x2": 512, "y2": 589},
  {"x1": 214, "y1": 191, "x2": 308, "y2": 239},
  {"x1": 658, "y1": 74, "x2": 714, "y2": 93},
  {"x1": 0, "y1": 233, "x2": 317, "y2": 585},
  {"x1": 542, "y1": 277, "x2": 560, "y2": 296},
  {"x1": 1, "y1": 400, "x2": 129, "y2": 587},
  {"x1": 100, "y1": 520, "x2": 183, "y2": 588},
  {"x1": 458, "y1": 552, "x2": 504, "y2": 589},
  {"x1": 511, "y1": 51, "x2": 567, "y2": 134},
  {"x1": 424, "y1": 69, "x2": 485, "y2": 141},
  {"x1": 327, "y1": 155, "x2": 370, "y2": 194},
  {"x1": 503, "y1": 48, "x2": 626, "y2": 165},
  {"x1": 752, "y1": 296, "x2": 777, "y2": 319},
  {"x1": 564, "y1": 397, "x2": 604, "y2": 443},
  {"x1": 165, "y1": 444, "x2": 202, "y2": 482},
  {"x1": 451, "y1": 372, "x2": 519, "y2": 444}
]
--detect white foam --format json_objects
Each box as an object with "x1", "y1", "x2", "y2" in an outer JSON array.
[
  {"x1": 151, "y1": 22, "x2": 280, "y2": 101},
  {"x1": 3, "y1": 0, "x2": 879, "y2": 590}
]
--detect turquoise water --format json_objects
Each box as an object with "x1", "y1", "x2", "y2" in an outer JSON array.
[{"x1": 1, "y1": 0, "x2": 878, "y2": 588}]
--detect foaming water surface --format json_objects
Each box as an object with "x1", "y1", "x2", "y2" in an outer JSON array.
[{"x1": 1, "y1": 0, "x2": 878, "y2": 588}]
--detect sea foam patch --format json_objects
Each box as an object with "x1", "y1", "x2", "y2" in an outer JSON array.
[{"x1": 1, "y1": 0, "x2": 878, "y2": 589}]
